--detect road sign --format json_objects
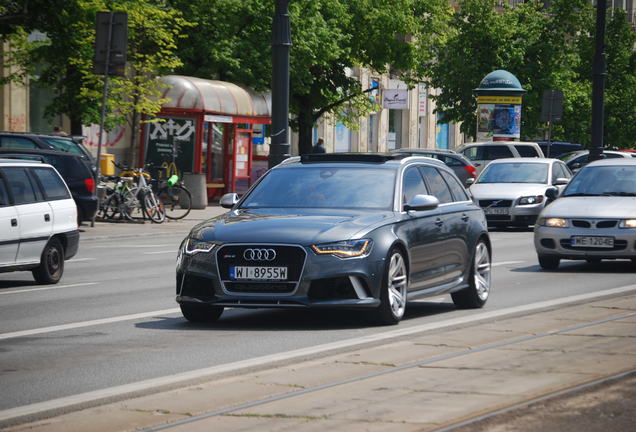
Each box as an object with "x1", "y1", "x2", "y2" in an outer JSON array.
[
  {"x1": 540, "y1": 90, "x2": 563, "y2": 123},
  {"x1": 93, "y1": 11, "x2": 127, "y2": 76}
]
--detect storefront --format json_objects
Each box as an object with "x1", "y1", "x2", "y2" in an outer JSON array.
[{"x1": 139, "y1": 75, "x2": 271, "y2": 204}]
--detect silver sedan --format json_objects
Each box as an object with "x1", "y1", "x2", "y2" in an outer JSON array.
[
  {"x1": 534, "y1": 158, "x2": 636, "y2": 269},
  {"x1": 469, "y1": 158, "x2": 572, "y2": 227}
]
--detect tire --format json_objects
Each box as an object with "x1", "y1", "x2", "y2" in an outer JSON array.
[
  {"x1": 538, "y1": 254, "x2": 560, "y2": 270},
  {"x1": 180, "y1": 304, "x2": 224, "y2": 323},
  {"x1": 159, "y1": 185, "x2": 192, "y2": 220},
  {"x1": 32, "y1": 238, "x2": 64, "y2": 284},
  {"x1": 452, "y1": 240, "x2": 491, "y2": 309},
  {"x1": 142, "y1": 190, "x2": 166, "y2": 223},
  {"x1": 376, "y1": 248, "x2": 408, "y2": 325}
]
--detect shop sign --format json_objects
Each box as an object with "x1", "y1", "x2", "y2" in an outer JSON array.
[
  {"x1": 418, "y1": 83, "x2": 427, "y2": 117},
  {"x1": 383, "y1": 89, "x2": 409, "y2": 109},
  {"x1": 204, "y1": 114, "x2": 233, "y2": 123},
  {"x1": 145, "y1": 116, "x2": 195, "y2": 175}
]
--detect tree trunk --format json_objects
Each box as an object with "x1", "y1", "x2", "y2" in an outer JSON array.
[
  {"x1": 70, "y1": 116, "x2": 83, "y2": 136},
  {"x1": 296, "y1": 95, "x2": 314, "y2": 155}
]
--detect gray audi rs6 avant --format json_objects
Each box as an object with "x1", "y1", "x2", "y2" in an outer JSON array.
[{"x1": 177, "y1": 153, "x2": 491, "y2": 325}]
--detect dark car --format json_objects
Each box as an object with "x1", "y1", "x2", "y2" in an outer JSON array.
[
  {"x1": 0, "y1": 149, "x2": 98, "y2": 223},
  {"x1": 394, "y1": 148, "x2": 477, "y2": 187},
  {"x1": 537, "y1": 141, "x2": 583, "y2": 158},
  {"x1": 176, "y1": 153, "x2": 491, "y2": 325},
  {"x1": 560, "y1": 149, "x2": 632, "y2": 173},
  {"x1": 0, "y1": 131, "x2": 95, "y2": 173}
]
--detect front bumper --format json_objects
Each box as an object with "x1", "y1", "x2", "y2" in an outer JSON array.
[
  {"x1": 480, "y1": 200, "x2": 544, "y2": 225},
  {"x1": 176, "y1": 243, "x2": 385, "y2": 309},
  {"x1": 534, "y1": 225, "x2": 636, "y2": 260}
]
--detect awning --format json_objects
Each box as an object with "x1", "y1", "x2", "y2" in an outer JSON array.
[{"x1": 160, "y1": 75, "x2": 271, "y2": 118}]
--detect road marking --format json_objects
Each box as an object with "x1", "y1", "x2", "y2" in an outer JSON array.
[
  {"x1": 0, "y1": 308, "x2": 179, "y2": 341},
  {"x1": 144, "y1": 251, "x2": 176, "y2": 255},
  {"x1": 0, "y1": 282, "x2": 98, "y2": 296},
  {"x1": 1, "y1": 283, "x2": 635, "y2": 423},
  {"x1": 492, "y1": 260, "x2": 524, "y2": 267},
  {"x1": 67, "y1": 258, "x2": 97, "y2": 263}
]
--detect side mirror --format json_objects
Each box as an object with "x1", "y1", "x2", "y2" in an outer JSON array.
[
  {"x1": 465, "y1": 177, "x2": 475, "y2": 186},
  {"x1": 545, "y1": 187, "x2": 559, "y2": 201},
  {"x1": 404, "y1": 194, "x2": 440, "y2": 212},
  {"x1": 553, "y1": 177, "x2": 570, "y2": 186},
  {"x1": 220, "y1": 193, "x2": 239, "y2": 208}
]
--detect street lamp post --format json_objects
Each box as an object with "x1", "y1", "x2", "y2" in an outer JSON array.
[
  {"x1": 590, "y1": 0, "x2": 607, "y2": 162},
  {"x1": 269, "y1": 0, "x2": 292, "y2": 168}
]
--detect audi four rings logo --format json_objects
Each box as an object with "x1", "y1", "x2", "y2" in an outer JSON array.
[{"x1": 243, "y1": 248, "x2": 277, "y2": 261}]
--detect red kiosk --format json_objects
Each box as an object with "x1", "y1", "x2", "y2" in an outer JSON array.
[{"x1": 139, "y1": 75, "x2": 271, "y2": 205}]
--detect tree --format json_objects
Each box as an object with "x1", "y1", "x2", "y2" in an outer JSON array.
[
  {"x1": 172, "y1": 0, "x2": 451, "y2": 154},
  {"x1": 1, "y1": 0, "x2": 187, "y2": 149},
  {"x1": 427, "y1": 0, "x2": 596, "y2": 143}
]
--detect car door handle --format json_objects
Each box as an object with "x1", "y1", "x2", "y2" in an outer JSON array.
[
  {"x1": 44, "y1": 214, "x2": 50, "y2": 222},
  {"x1": 461, "y1": 214, "x2": 470, "y2": 222},
  {"x1": 11, "y1": 218, "x2": 17, "y2": 227},
  {"x1": 435, "y1": 218, "x2": 444, "y2": 227}
]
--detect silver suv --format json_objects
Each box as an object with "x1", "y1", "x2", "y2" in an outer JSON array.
[
  {"x1": 457, "y1": 141, "x2": 545, "y2": 174},
  {"x1": 0, "y1": 159, "x2": 79, "y2": 283}
]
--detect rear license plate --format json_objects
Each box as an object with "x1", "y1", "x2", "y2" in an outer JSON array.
[
  {"x1": 230, "y1": 266, "x2": 288, "y2": 280},
  {"x1": 571, "y1": 236, "x2": 614, "y2": 248},
  {"x1": 483, "y1": 207, "x2": 509, "y2": 215}
]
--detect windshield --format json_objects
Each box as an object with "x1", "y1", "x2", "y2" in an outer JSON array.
[
  {"x1": 477, "y1": 162, "x2": 548, "y2": 184},
  {"x1": 41, "y1": 137, "x2": 86, "y2": 157},
  {"x1": 563, "y1": 165, "x2": 636, "y2": 197},
  {"x1": 240, "y1": 166, "x2": 396, "y2": 210},
  {"x1": 559, "y1": 151, "x2": 584, "y2": 163}
]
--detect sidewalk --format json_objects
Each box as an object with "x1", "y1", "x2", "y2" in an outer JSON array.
[
  {"x1": 3, "y1": 292, "x2": 635, "y2": 432},
  {"x1": 79, "y1": 205, "x2": 228, "y2": 241}
]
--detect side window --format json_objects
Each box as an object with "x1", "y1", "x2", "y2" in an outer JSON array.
[
  {"x1": 31, "y1": 168, "x2": 71, "y2": 200},
  {"x1": 605, "y1": 152, "x2": 624, "y2": 159},
  {"x1": 440, "y1": 170, "x2": 469, "y2": 202},
  {"x1": 461, "y1": 146, "x2": 482, "y2": 161},
  {"x1": 515, "y1": 145, "x2": 540, "y2": 158},
  {"x1": 560, "y1": 163, "x2": 573, "y2": 177},
  {"x1": 485, "y1": 145, "x2": 514, "y2": 160},
  {"x1": 402, "y1": 167, "x2": 428, "y2": 204},
  {"x1": 420, "y1": 166, "x2": 453, "y2": 204},
  {"x1": 442, "y1": 156, "x2": 462, "y2": 167},
  {"x1": 0, "y1": 174, "x2": 8, "y2": 206},
  {"x1": 0, "y1": 137, "x2": 39, "y2": 149},
  {"x1": 3, "y1": 167, "x2": 38, "y2": 204}
]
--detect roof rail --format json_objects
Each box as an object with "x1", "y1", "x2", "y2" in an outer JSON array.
[{"x1": 300, "y1": 153, "x2": 408, "y2": 164}]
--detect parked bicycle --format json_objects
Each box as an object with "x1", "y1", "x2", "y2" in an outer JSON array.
[
  {"x1": 110, "y1": 161, "x2": 166, "y2": 223},
  {"x1": 151, "y1": 169, "x2": 192, "y2": 220}
]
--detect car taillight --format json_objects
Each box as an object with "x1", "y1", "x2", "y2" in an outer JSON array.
[
  {"x1": 84, "y1": 178, "x2": 95, "y2": 193},
  {"x1": 464, "y1": 165, "x2": 477, "y2": 178}
]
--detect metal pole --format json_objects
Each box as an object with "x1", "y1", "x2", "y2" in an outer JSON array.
[
  {"x1": 590, "y1": 0, "x2": 607, "y2": 162},
  {"x1": 269, "y1": 0, "x2": 292, "y2": 169},
  {"x1": 92, "y1": 12, "x2": 114, "y2": 227}
]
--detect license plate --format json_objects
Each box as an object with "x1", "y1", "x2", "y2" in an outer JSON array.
[
  {"x1": 571, "y1": 236, "x2": 615, "y2": 248},
  {"x1": 483, "y1": 207, "x2": 509, "y2": 215},
  {"x1": 230, "y1": 266, "x2": 288, "y2": 280}
]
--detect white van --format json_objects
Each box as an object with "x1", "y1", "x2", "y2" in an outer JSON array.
[
  {"x1": 0, "y1": 159, "x2": 79, "y2": 284},
  {"x1": 457, "y1": 141, "x2": 545, "y2": 173}
]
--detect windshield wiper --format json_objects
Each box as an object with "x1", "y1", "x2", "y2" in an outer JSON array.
[
  {"x1": 602, "y1": 192, "x2": 636, "y2": 197},
  {"x1": 562, "y1": 193, "x2": 602, "y2": 197}
]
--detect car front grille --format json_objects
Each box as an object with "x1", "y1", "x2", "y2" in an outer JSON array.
[
  {"x1": 216, "y1": 244, "x2": 307, "y2": 295},
  {"x1": 571, "y1": 219, "x2": 618, "y2": 229},
  {"x1": 479, "y1": 199, "x2": 512, "y2": 208}
]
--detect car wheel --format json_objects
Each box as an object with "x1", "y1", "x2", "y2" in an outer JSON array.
[
  {"x1": 32, "y1": 238, "x2": 64, "y2": 284},
  {"x1": 180, "y1": 304, "x2": 224, "y2": 323},
  {"x1": 377, "y1": 248, "x2": 408, "y2": 325},
  {"x1": 452, "y1": 240, "x2": 491, "y2": 309},
  {"x1": 538, "y1": 254, "x2": 560, "y2": 270}
]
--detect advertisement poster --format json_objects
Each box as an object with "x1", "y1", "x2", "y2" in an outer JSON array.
[
  {"x1": 145, "y1": 116, "x2": 195, "y2": 176},
  {"x1": 383, "y1": 89, "x2": 409, "y2": 109},
  {"x1": 477, "y1": 104, "x2": 495, "y2": 141},
  {"x1": 493, "y1": 104, "x2": 521, "y2": 139}
]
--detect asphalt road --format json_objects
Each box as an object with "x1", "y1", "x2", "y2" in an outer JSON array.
[{"x1": 1, "y1": 225, "x2": 635, "y2": 415}]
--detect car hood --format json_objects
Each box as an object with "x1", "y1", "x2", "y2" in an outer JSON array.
[
  {"x1": 188, "y1": 208, "x2": 395, "y2": 244},
  {"x1": 541, "y1": 196, "x2": 636, "y2": 219},
  {"x1": 470, "y1": 183, "x2": 550, "y2": 199}
]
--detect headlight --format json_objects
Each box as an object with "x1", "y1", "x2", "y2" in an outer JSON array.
[
  {"x1": 538, "y1": 217, "x2": 569, "y2": 228},
  {"x1": 311, "y1": 239, "x2": 372, "y2": 258},
  {"x1": 518, "y1": 195, "x2": 544, "y2": 205},
  {"x1": 185, "y1": 238, "x2": 217, "y2": 255},
  {"x1": 620, "y1": 219, "x2": 636, "y2": 228}
]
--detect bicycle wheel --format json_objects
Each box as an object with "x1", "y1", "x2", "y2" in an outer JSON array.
[
  {"x1": 142, "y1": 189, "x2": 166, "y2": 223},
  {"x1": 121, "y1": 187, "x2": 142, "y2": 221},
  {"x1": 158, "y1": 185, "x2": 192, "y2": 220},
  {"x1": 102, "y1": 193, "x2": 121, "y2": 220}
]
